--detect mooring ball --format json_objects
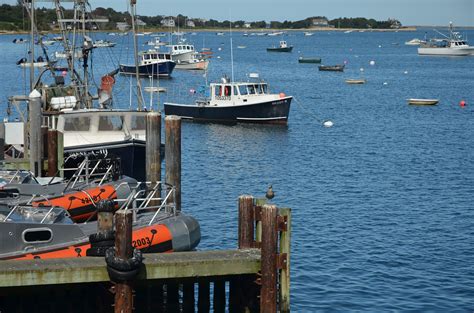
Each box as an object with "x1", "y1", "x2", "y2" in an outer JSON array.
[{"x1": 323, "y1": 120, "x2": 334, "y2": 128}]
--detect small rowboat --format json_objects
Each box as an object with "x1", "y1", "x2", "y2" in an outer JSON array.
[
  {"x1": 298, "y1": 57, "x2": 321, "y2": 63},
  {"x1": 318, "y1": 64, "x2": 345, "y2": 72},
  {"x1": 345, "y1": 79, "x2": 366, "y2": 84},
  {"x1": 407, "y1": 98, "x2": 439, "y2": 105}
]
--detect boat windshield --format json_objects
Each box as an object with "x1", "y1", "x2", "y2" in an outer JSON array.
[
  {"x1": 63, "y1": 116, "x2": 90, "y2": 131},
  {"x1": 131, "y1": 115, "x2": 146, "y2": 130},
  {"x1": 98, "y1": 115, "x2": 123, "y2": 131}
]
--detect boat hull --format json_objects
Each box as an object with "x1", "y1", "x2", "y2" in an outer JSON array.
[
  {"x1": 319, "y1": 65, "x2": 345, "y2": 72},
  {"x1": 119, "y1": 61, "x2": 176, "y2": 77},
  {"x1": 417, "y1": 47, "x2": 472, "y2": 56},
  {"x1": 407, "y1": 99, "x2": 439, "y2": 105},
  {"x1": 175, "y1": 59, "x2": 209, "y2": 70},
  {"x1": 298, "y1": 58, "x2": 321, "y2": 63},
  {"x1": 267, "y1": 47, "x2": 293, "y2": 52},
  {"x1": 164, "y1": 97, "x2": 292, "y2": 125},
  {"x1": 64, "y1": 139, "x2": 164, "y2": 181}
]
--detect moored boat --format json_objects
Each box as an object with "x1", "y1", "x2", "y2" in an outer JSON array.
[
  {"x1": 169, "y1": 43, "x2": 210, "y2": 70},
  {"x1": 407, "y1": 98, "x2": 439, "y2": 105},
  {"x1": 0, "y1": 181, "x2": 200, "y2": 260},
  {"x1": 267, "y1": 41, "x2": 293, "y2": 52},
  {"x1": 164, "y1": 75, "x2": 292, "y2": 125},
  {"x1": 318, "y1": 64, "x2": 345, "y2": 72},
  {"x1": 119, "y1": 50, "x2": 176, "y2": 77},
  {"x1": 345, "y1": 79, "x2": 366, "y2": 84},
  {"x1": 298, "y1": 56, "x2": 321, "y2": 63},
  {"x1": 417, "y1": 23, "x2": 474, "y2": 56}
]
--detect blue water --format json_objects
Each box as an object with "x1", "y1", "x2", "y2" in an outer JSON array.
[{"x1": 1, "y1": 29, "x2": 474, "y2": 311}]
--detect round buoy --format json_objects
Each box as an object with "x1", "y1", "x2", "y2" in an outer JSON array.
[
  {"x1": 378, "y1": 45, "x2": 382, "y2": 48},
  {"x1": 344, "y1": 60, "x2": 348, "y2": 65},
  {"x1": 383, "y1": 82, "x2": 388, "y2": 85},
  {"x1": 279, "y1": 92, "x2": 286, "y2": 99},
  {"x1": 369, "y1": 60, "x2": 375, "y2": 66},
  {"x1": 460, "y1": 100, "x2": 466, "y2": 107},
  {"x1": 404, "y1": 71, "x2": 408, "y2": 74},
  {"x1": 360, "y1": 68, "x2": 364, "y2": 72},
  {"x1": 323, "y1": 120, "x2": 334, "y2": 128},
  {"x1": 217, "y1": 56, "x2": 221, "y2": 59}
]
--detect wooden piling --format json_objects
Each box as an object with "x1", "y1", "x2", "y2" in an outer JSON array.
[
  {"x1": 165, "y1": 115, "x2": 181, "y2": 211},
  {"x1": 41, "y1": 125, "x2": 48, "y2": 159},
  {"x1": 114, "y1": 210, "x2": 133, "y2": 313},
  {"x1": 146, "y1": 112, "x2": 161, "y2": 185},
  {"x1": 260, "y1": 204, "x2": 278, "y2": 313},
  {"x1": 28, "y1": 90, "x2": 43, "y2": 177},
  {"x1": 47, "y1": 129, "x2": 58, "y2": 177},
  {"x1": 239, "y1": 195, "x2": 255, "y2": 249},
  {"x1": 0, "y1": 122, "x2": 5, "y2": 161},
  {"x1": 57, "y1": 131, "x2": 64, "y2": 178},
  {"x1": 279, "y1": 208, "x2": 291, "y2": 313}
]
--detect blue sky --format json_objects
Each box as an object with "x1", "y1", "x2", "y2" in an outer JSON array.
[{"x1": 2, "y1": 0, "x2": 474, "y2": 26}]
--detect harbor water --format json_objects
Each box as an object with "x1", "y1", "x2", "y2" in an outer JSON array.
[{"x1": 1, "y1": 29, "x2": 474, "y2": 311}]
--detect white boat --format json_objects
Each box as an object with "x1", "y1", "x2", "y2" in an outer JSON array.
[
  {"x1": 304, "y1": 32, "x2": 314, "y2": 36},
  {"x1": 405, "y1": 38, "x2": 426, "y2": 45},
  {"x1": 407, "y1": 98, "x2": 439, "y2": 105},
  {"x1": 418, "y1": 23, "x2": 474, "y2": 56},
  {"x1": 93, "y1": 40, "x2": 116, "y2": 48},
  {"x1": 268, "y1": 31, "x2": 284, "y2": 36},
  {"x1": 146, "y1": 37, "x2": 167, "y2": 47},
  {"x1": 345, "y1": 79, "x2": 366, "y2": 84},
  {"x1": 169, "y1": 44, "x2": 209, "y2": 70},
  {"x1": 55, "y1": 50, "x2": 83, "y2": 59}
]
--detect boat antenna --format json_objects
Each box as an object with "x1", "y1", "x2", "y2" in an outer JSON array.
[
  {"x1": 130, "y1": 0, "x2": 144, "y2": 110},
  {"x1": 229, "y1": 11, "x2": 234, "y2": 82}
]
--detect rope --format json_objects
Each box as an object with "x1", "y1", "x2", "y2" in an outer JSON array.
[{"x1": 292, "y1": 96, "x2": 328, "y2": 124}]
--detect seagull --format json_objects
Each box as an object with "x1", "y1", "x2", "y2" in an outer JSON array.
[{"x1": 265, "y1": 185, "x2": 274, "y2": 200}]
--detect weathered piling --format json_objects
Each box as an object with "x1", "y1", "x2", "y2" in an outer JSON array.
[
  {"x1": 28, "y1": 90, "x2": 43, "y2": 177},
  {"x1": 0, "y1": 122, "x2": 5, "y2": 161},
  {"x1": 279, "y1": 208, "x2": 291, "y2": 312},
  {"x1": 114, "y1": 210, "x2": 134, "y2": 313},
  {"x1": 87, "y1": 200, "x2": 115, "y2": 257},
  {"x1": 57, "y1": 131, "x2": 64, "y2": 178},
  {"x1": 146, "y1": 112, "x2": 161, "y2": 184},
  {"x1": 260, "y1": 204, "x2": 278, "y2": 313},
  {"x1": 165, "y1": 115, "x2": 181, "y2": 211},
  {"x1": 239, "y1": 195, "x2": 255, "y2": 249},
  {"x1": 47, "y1": 129, "x2": 58, "y2": 176}
]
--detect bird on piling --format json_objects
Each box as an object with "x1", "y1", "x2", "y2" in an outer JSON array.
[{"x1": 265, "y1": 185, "x2": 275, "y2": 200}]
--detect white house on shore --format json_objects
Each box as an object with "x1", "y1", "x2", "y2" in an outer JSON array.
[{"x1": 161, "y1": 18, "x2": 175, "y2": 28}]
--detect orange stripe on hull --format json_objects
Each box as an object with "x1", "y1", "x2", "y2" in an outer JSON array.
[{"x1": 11, "y1": 224, "x2": 173, "y2": 260}]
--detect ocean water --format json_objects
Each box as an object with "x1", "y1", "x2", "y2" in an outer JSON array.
[{"x1": 1, "y1": 29, "x2": 474, "y2": 311}]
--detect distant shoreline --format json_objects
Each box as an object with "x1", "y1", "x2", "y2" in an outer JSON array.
[{"x1": 0, "y1": 26, "x2": 418, "y2": 35}]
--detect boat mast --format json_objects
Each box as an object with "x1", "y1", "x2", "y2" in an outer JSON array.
[
  {"x1": 130, "y1": 0, "x2": 144, "y2": 110},
  {"x1": 229, "y1": 14, "x2": 234, "y2": 82},
  {"x1": 29, "y1": 0, "x2": 35, "y2": 91}
]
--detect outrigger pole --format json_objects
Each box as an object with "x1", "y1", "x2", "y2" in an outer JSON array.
[{"x1": 130, "y1": 0, "x2": 144, "y2": 111}]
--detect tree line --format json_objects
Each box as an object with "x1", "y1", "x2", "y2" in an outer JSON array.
[{"x1": 0, "y1": 4, "x2": 401, "y2": 31}]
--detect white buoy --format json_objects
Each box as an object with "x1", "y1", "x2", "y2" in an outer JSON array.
[
  {"x1": 378, "y1": 45, "x2": 382, "y2": 48},
  {"x1": 323, "y1": 120, "x2": 334, "y2": 128},
  {"x1": 383, "y1": 82, "x2": 388, "y2": 85},
  {"x1": 360, "y1": 67, "x2": 364, "y2": 72},
  {"x1": 217, "y1": 56, "x2": 221, "y2": 59},
  {"x1": 218, "y1": 47, "x2": 222, "y2": 51},
  {"x1": 369, "y1": 60, "x2": 375, "y2": 66},
  {"x1": 404, "y1": 70, "x2": 408, "y2": 74}
]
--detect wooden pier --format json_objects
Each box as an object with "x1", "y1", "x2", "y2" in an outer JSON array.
[{"x1": 0, "y1": 199, "x2": 291, "y2": 312}]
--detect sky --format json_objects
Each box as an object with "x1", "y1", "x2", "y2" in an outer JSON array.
[{"x1": 2, "y1": 0, "x2": 474, "y2": 26}]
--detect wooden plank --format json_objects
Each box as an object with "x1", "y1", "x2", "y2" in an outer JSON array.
[
  {"x1": 260, "y1": 204, "x2": 278, "y2": 313},
  {"x1": 0, "y1": 249, "x2": 261, "y2": 287}
]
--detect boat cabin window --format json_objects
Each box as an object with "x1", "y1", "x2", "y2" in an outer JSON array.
[
  {"x1": 248, "y1": 85, "x2": 256, "y2": 95},
  {"x1": 233, "y1": 86, "x2": 239, "y2": 96},
  {"x1": 239, "y1": 85, "x2": 248, "y2": 95},
  {"x1": 63, "y1": 116, "x2": 90, "y2": 131},
  {"x1": 131, "y1": 115, "x2": 146, "y2": 130},
  {"x1": 174, "y1": 46, "x2": 178, "y2": 51},
  {"x1": 99, "y1": 115, "x2": 123, "y2": 131},
  {"x1": 23, "y1": 228, "x2": 52, "y2": 243},
  {"x1": 223, "y1": 85, "x2": 232, "y2": 96}
]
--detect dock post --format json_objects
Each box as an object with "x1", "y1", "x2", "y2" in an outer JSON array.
[
  {"x1": 0, "y1": 122, "x2": 5, "y2": 161},
  {"x1": 260, "y1": 204, "x2": 278, "y2": 313},
  {"x1": 57, "y1": 131, "x2": 64, "y2": 178},
  {"x1": 146, "y1": 112, "x2": 161, "y2": 206},
  {"x1": 86, "y1": 200, "x2": 115, "y2": 257},
  {"x1": 114, "y1": 210, "x2": 134, "y2": 313},
  {"x1": 165, "y1": 115, "x2": 181, "y2": 211},
  {"x1": 279, "y1": 208, "x2": 291, "y2": 313},
  {"x1": 47, "y1": 129, "x2": 58, "y2": 177},
  {"x1": 238, "y1": 195, "x2": 255, "y2": 249},
  {"x1": 28, "y1": 90, "x2": 43, "y2": 177}
]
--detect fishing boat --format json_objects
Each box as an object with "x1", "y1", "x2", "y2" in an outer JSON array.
[
  {"x1": 0, "y1": 179, "x2": 200, "y2": 260},
  {"x1": 119, "y1": 50, "x2": 176, "y2": 77},
  {"x1": 318, "y1": 64, "x2": 345, "y2": 72},
  {"x1": 418, "y1": 23, "x2": 474, "y2": 56},
  {"x1": 267, "y1": 41, "x2": 293, "y2": 52},
  {"x1": 164, "y1": 74, "x2": 292, "y2": 125},
  {"x1": 93, "y1": 39, "x2": 116, "y2": 48},
  {"x1": 169, "y1": 43, "x2": 210, "y2": 70},
  {"x1": 345, "y1": 79, "x2": 366, "y2": 84},
  {"x1": 303, "y1": 32, "x2": 314, "y2": 36},
  {"x1": 298, "y1": 57, "x2": 321, "y2": 63},
  {"x1": 407, "y1": 98, "x2": 439, "y2": 105}
]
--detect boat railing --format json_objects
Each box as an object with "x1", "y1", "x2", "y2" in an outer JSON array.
[{"x1": 2, "y1": 204, "x2": 72, "y2": 224}]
